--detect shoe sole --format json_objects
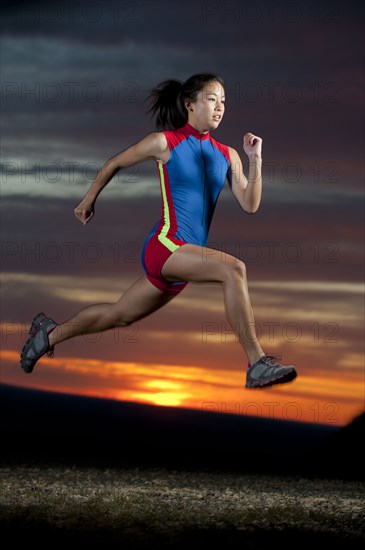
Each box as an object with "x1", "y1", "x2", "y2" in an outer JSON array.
[
  {"x1": 245, "y1": 369, "x2": 297, "y2": 389},
  {"x1": 20, "y1": 313, "x2": 48, "y2": 374}
]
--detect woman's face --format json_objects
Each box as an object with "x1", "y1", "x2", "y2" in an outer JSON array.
[{"x1": 185, "y1": 81, "x2": 225, "y2": 132}]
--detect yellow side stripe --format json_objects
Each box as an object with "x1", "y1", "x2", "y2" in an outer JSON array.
[{"x1": 157, "y1": 162, "x2": 180, "y2": 252}]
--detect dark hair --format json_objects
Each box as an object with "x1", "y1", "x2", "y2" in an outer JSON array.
[{"x1": 146, "y1": 73, "x2": 225, "y2": 130}]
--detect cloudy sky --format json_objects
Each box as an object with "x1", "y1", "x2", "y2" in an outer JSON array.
[{"x1": 1, "y1": 0, "x2": 364, "y2": 426}]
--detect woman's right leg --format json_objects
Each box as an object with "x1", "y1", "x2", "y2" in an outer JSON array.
[
  {"x1": 49, "y1": 275, "x2": 176, "y2": 346},
  {"x1": 20, "y1": 275, "x2": 178, "y2": 373}
]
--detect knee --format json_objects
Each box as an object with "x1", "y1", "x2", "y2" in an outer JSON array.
[
  {"x1": 108, "y1": 306, "x2": 133, "y2": 328},
  {"x1": 224, "y1": 258, "x2": 247, "y2": 282}
]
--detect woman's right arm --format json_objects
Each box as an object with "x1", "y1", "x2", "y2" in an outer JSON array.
[{"x1": 74, "y1": 132, "x2": 169, "y2": 225}]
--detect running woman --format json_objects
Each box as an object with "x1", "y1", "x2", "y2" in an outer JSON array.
[{"x1": 20, "y1": 73, "x2": 297, "y2": 389}]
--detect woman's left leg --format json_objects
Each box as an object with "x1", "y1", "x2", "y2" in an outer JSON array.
[
  {"x1": 162, "y1": 244, "x2": 265, "y2": 365},
  {"x1": 162, "y1": 244, "x2": 297, "y2": 388},
  {"x1": 162, "y1": 244, "x2": 297, "y2": 387}
]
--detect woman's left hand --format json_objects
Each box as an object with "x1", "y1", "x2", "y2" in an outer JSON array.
[{"x1": 243, "y1": 132, "x2": 262, "y2": 158}]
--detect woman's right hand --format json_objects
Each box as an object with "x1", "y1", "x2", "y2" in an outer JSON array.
[{"x1": 74, "y1": 197, "x2": 95, "y2": 225}]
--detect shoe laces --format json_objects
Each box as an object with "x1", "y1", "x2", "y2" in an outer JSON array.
[{"x1": 262, "y1": 354, "x2": 282, "y2": 367}]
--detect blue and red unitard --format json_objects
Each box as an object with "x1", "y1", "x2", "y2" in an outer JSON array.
[{"x1": 142, "y1": 122, "x2": 231, "y2": 294}]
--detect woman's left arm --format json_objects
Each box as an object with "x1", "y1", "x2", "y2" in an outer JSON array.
[{"x1": 228, "y1": 132, "x2": 263, "y2": 214}]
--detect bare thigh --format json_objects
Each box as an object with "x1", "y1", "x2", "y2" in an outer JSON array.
[
  {"x1": 111, "y1": 274, "x2": 178, "y2": 325},
  {"x1": 162, "y1": 244, "x2": 242, "y2": 284}
]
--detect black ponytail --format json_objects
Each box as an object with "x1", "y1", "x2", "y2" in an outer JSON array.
[
  {"x1": 146, "y1": 73, "x2": 224, "y2": 130},
  {"x1": 146, "y1": 79, "x2": 185, "y2": 130}
]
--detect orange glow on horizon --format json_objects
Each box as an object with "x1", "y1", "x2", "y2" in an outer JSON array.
[{"x1": 1, "y1": 349, "x2": 363, "y2": 427}]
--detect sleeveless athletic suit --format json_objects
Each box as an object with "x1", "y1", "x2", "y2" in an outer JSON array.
[{"x1": 141, "y1": 122, "x2": 231, "y2": 294}]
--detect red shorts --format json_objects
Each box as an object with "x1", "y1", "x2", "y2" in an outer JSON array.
[{"x1": 141, "y1": 233, "x2": 188, "y2": 295}]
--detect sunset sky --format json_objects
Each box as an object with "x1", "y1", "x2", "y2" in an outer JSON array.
[{"x1": 1, "y1": 0, "x2": 364, "y2": 427}]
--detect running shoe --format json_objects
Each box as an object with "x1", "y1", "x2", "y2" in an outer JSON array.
[
  {"x1": 245, "y1": 355, "x2": 297, "y2": 388},
  {"x1": 20, "y1": 312, "x2": 57, "y2": 374}
]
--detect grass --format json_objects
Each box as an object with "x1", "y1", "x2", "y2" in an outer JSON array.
[{"x1": 1, "y1": 465, "x2": 364, "y2": 548}]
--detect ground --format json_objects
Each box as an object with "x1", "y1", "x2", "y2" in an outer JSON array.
[{"x1": 0, "y1": 464, "x2": 364, "y2": 549}]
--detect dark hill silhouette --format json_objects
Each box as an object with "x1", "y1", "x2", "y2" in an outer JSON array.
[
  {"x1": 321, "y1": 409, "x2": 365, "y2": 476},
  {"x1": 0, "y1": 384, "x2": 361, "y2": 478}
]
